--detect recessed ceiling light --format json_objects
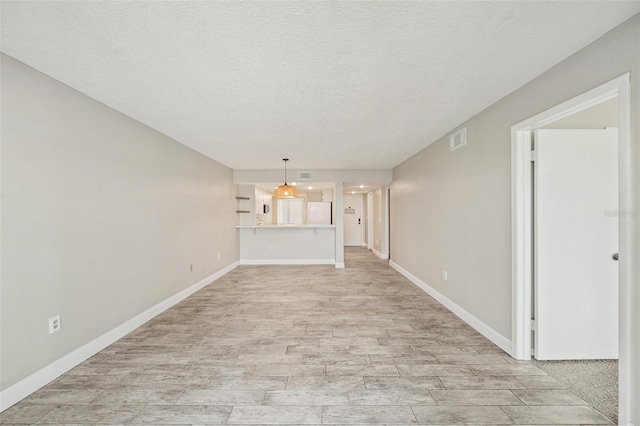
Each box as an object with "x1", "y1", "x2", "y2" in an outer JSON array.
[
  {"x1": 308, "y1": 186, "x2": 313, "y2": 190},
  {"x1": 291, "y1": 182, "x2": 297, "y2": 186},
  {"x1": 359, "y1": 185, "x2": 364, "y2": 188},
  {"x1": 352, "y1": 191, "x2": 356, "y2": 194}
]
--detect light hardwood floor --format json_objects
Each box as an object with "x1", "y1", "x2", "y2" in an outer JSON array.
[{"x1": 0, "y1": 247, "x2": 613, "y2": 425}]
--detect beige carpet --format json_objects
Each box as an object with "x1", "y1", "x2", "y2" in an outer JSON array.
[{"x1": 532, "y1": 359, "x2": 618, "y2": 424}]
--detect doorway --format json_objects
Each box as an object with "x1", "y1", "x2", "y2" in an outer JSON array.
[
  {"x1": 343, "y1": 194, "x2": 364, "y2": 246},
  {"x1": 511, "y1": 74, "x2": 631, "y2": 423}
]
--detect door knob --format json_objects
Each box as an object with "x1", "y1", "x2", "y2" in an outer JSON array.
[{"x1": 612, "y1": 253, "x2": 619, "y2": 261}]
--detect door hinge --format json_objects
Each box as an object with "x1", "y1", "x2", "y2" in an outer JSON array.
[
  {"x1": 530, "y1": 319, "x2": 536, "y2": 331},
  {"x1": 530, "y1": 150, "x2": 537, "y2": 162}
]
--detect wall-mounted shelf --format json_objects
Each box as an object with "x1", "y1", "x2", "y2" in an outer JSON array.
[{"x1": 236, "y1": 195, "x2": 252, "y2": 216}]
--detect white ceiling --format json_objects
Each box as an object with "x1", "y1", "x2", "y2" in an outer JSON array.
[{"x1": 1, "y1": 1, "x2": 638, "y2": 170}]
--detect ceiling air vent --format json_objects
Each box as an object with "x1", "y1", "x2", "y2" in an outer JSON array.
[
  {"x1": 450, "y1": 128, "x2": 467, "y2": 151},
  {"x1": 297, "y1": 171, "x2": 313, "y2": 181}
]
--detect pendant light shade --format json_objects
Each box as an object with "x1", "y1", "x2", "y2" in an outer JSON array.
[{"x1": 274, "y1": 158, "x2": 298, "y2": 198}]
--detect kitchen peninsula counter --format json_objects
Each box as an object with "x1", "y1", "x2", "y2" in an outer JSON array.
[{"x1": 237, "y1": 225, "x2": 336, "y2": 265}]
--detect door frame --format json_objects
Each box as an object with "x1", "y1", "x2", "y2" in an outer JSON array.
[
  {"x1": 510, "y1": 74, "x2": 631, "y2": 423},
  {"x1": 360, "y1": 194, "x2": 366, "y2": 246},
  {"x1": 367, "y1": 192, "x2": 374, "y2": 250},
  {"x1": 386, "y1": 187, "x2": 391, "y2": 259}
]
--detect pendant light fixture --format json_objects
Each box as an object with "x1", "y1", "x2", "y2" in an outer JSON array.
[{"x1": 273, "y1": 158, "x2": 298, "y2": 198}]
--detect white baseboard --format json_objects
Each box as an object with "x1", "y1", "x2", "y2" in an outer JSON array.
[
  {"x1": 389, "y1": 260, "x2": 512, "y2": 355},
  {"x1": 335, "y1": 262, "x2": 345, "y2": 269},
  {"x1": 0, "y1": 260, "x2": 240, "y2": 412},
  {"x1": 372, "y1": 248, "x2": 389, "y2": 260},
  {"x1": 240, "y1": 259, "x2": 335, "y2": 265}
]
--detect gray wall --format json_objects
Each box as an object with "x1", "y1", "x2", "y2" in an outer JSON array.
[
  {"x1": 391, "y1": 14, "x2": 639, "y2": 422},
  {"x1": 0, "y1": 55, "x2": 239, "y2": 390}
]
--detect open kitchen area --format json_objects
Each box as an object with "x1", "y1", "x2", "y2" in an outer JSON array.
[
  {"x1": 233, "y1": 167, "x2": 392, "y2": 268},
  {"x1": 236, "y1": 182, "x2": 338, "y2": 266}
]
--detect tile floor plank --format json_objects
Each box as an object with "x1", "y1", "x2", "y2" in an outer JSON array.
[
  {"x1": 36, "y1": 405, "x2": 144, "y2": 424},
  {"x1": 89, "y1": 389, "x2": 184, "y2": 405},
  {"x1": 326, "y1": 364, "x2": 400, "y2": 376},
  {"x1": 396, "y1": 365, "x2": 473, "y2": 377},
  {"x1": 438, "y1": 375, "x2": 527, "y2": 390},
  {"x1": 253, "y1": 364, "x2": 326, "y2": 377},
  {"x1": 348, "y1": 389, "x2": 436, "y2": 405},
  {"x1": 430, "y1": 389, "x2": 524, "y2": 405},
  {"x1": 412, "y1": 405, "x2": 514, "y2": 424},
  {"x1": 226, "y1": 405, "x2": 322, "y2": 424},
  {"x1": 321, "y1": 405, "x2": 418, "y2": 424},
  {"x1": 511, "y1": 389, "x2": 589, "y2": 406},
  {"x1": 286, "y1": 376, "x2": 366, "y2": 390},
  {"x1": 263, "y1": 390, "x2": 349, "y2": 405},
  {"x1": 176, "y1": 389, "x2": 266, "y2": 405},
  {"x1": 131, "y1": 404, "x2": 232, "y2": 424},
  {"x1": 364, "y1": 376, "x2": 445, "y2": 390},
  {"x1": 501, "y1": 405, "x2": 612, "y2": 424}
]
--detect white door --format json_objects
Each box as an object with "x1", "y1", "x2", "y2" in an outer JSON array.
[
  {"x1": 534, "y1": 128, "x2": 618, "y2": 360},
  {"x1": 344, "y1": 194, "x2": 363, "y2": 246}
]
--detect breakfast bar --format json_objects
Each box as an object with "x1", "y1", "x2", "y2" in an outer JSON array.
[{"x1": 237, "y1": 225, "x2": 336, "y2": 265}]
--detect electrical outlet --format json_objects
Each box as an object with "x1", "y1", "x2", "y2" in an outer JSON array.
[
  {"x1": 442, "y1": 271, "x2": 448, "y2": 281},
  {"x1": 216, "y1": 253, "x2": 221, "y2": 261},
  {"x1": 48, "y1": 315, "x2": 61, "y2": 334},
  {"x1": 189, "y1": 264, "x2": 193, "y2": 272},
  {"x1": 268, "y1": 245, "x2": 274, "y2": 252}
]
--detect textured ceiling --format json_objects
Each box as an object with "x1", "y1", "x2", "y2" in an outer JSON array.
[{"x1": 1, "y1": 1, "x2": 638, "y2": 170}]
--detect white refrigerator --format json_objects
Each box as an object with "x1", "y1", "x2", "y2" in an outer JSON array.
[{"x1": 307, "y1": 202, "x2": 332, "y2": 225}]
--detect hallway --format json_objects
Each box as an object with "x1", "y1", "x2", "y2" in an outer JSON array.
[{"x1": 0, "y1": 248, "x2": 612, "y2": 424}]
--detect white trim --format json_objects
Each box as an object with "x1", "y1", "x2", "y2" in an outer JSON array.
[
  {"x1": 385, "y1": 187, "x2": 391, "y2": 259},
  {"x1": 510, "y1": 73, "x2": 631, "y2": 425},
  {"x1": 335, "y1": 182, "x2": 345, "y2": 268},
  {"x1": 334, "y1": 262, "x2": 345, "y2": 269},
  {"x1": 616, "y1": 75, "x2": 632, "y2": 426},
  {"x1": 510, "y1": 128, "x2": 533, "y2": 360},
  {"x1": 390, "y1": 260, "x2": 512, "y2": 354},
  {"x1": 372, "y1": 248, "x2": 389, "y2": 260},
  {"x1": 367, "y1": 192, "x2": 374, "y2": 251},
  {"x1": 360, "y1": 194, "x2": 366, "y2": 246},
  {"x1": 240, "y1": 259, "x2": 335, "y2": 265},
  {"x1": 0, "y1": 260, "x2": 240, "y2": 412}
]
